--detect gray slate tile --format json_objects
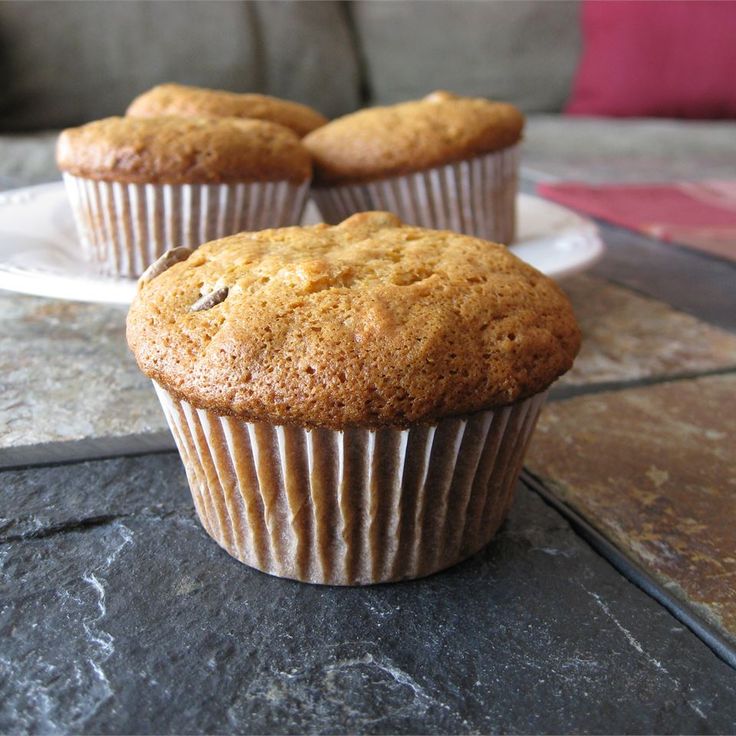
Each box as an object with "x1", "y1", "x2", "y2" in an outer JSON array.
[{"x1": 1, "y1": 453, "x2": 735, "y2": 734}]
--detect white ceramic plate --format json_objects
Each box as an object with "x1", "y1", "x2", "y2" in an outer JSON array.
[{"x1": 0, "y1": 182, "x2": 603, "y2": 304}]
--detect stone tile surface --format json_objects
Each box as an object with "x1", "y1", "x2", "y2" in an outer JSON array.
[
  {"x1": 523, "y1": 116, "x2": 736, "y2": 184},
  {"x1": 527, "y1": 373, "x2": 736, "y2": 646},
  {"x1": 2, "y1": 453, "x2": 736, "y2": 733},
  {"x1": 5, "y1": 273, "x2": 736, "y2": 463},
  {"x1": 0, "y1": 133, "x2": 60, "y2": 188},
  {"x1": 589, "y1": 223, "x2": 736, "y2": 334},
  {"x1": 0, "y1": 291, "x2": 166, "y2": 457},
  {"x1": 558, "y1": 275, "x2": 736, "y2": 387}
]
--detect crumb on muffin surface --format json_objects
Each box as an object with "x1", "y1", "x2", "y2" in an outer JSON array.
[{"x1": 126, "y1": 212, "x2": 579, "y2": 429}]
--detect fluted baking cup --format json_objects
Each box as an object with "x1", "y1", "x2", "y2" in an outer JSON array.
[
  {"x1": 311, "y1": 145, "x2": 519, "y2": 245},
  {"x1": 63, "y1": 174, "x2": 309, "y2": 278},
  {"x1": 153, "y1": 383, "x2": 547, "y2": 586}
]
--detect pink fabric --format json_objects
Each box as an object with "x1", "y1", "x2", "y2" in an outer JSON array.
[
  {"x1": 538, "y1": 181, "x2": 736, "y2": 262},
  {"x1": 566, "y1": 0, "x2": 736, "y2": 119}
]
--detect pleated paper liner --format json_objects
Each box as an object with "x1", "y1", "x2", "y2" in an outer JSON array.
[
  {"x1": 63, "y1": 174, "x2": 310, "y2": 278},
  {"x1": 154, "y1": 382, "x2": 547, "y2": 586},
  {"x1": 311, "y1": 145, "x2": 519, "y2": 245}
]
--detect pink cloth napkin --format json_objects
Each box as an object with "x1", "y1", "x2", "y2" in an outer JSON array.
[{"x1": 537, "y1": 181, "x2": 736, "y2": 262}]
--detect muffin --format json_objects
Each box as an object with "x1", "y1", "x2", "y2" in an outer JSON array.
[
  {"x1": 127, "y1": 83, "x2": 327, "y2": 137},
  {"x1": 303, "y1": 91, "x2": 523, "y2": 244},
  {"x1": 127, "y1": 212, "x2": 580, "y2": 585},
  {"x1": 57, "y1": 116, "x2": 311, "y2": 278}
]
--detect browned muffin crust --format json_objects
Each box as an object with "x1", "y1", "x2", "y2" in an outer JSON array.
[
  {"x1": 127, "y1": 83, "x2": 328, "y2": 137},
  {"x1": 303, "y1": 91, "x2": 524, "y2": 186},
  {"x1": 56, "y1": 116, "x2": 311, "y2": 184},
  {"x1": 127, "y1": 212, "x2": 580, "y2": 429}
]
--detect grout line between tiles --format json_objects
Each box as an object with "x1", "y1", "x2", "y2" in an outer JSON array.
[
  {"x1": 0, "y1": 430, "x2": 176, "y2": 471},
  {"x1": 549, "y1": 365, "x2": 736, "y2": 403},
  {"x1": 522, "y1": 469, "x2": 736, "y2": 672}
]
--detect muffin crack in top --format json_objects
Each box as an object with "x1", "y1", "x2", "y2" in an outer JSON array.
[{"x1": 126, "y1": 212, "x2": 580, "y2": 429}]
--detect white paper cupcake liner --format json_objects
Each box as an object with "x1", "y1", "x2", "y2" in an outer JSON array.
[
  {"x1": 310, "y1": 145, "x2": 519, "y2": 245},
  {"x1": 153, "y1": 382, "x2": 547, "y2": 586},
  {"x1": 63, "y1": 174, "x2": 310, "y2": 278}
]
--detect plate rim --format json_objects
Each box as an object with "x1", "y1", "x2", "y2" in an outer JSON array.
[{"x1": 0, "y1": 182, "x2": 604, "y2": 305}]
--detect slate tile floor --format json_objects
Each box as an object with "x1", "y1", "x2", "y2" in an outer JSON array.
[
  {"x1": 0, "y1": 296, "x2": 164, "y2": 466},
  {"x1": 527, "y1": 374, "x2": 736, "y2": 649},
  {"x1": 3, "y1": 455, "x2": 736, "y2": 734},
  {"x1": 557, "y1": 275, "x2": 736, "y2": 388}
]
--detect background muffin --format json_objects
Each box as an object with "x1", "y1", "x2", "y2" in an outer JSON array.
[
  {"x1": 304, "y1": 91, "x2": 523, "y2": 244},
  {"x1": 57, "y1": 116, "x2": 311, "y2": 277},
  {"x1": 127, "y1": 212, "x2": 580, "y2": 585},
  {"x1": 127, "y1": 83, "x2": 328, "y2": 137}
]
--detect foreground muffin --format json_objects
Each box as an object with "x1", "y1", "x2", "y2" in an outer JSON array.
[
  {"x1": 304, "y1": 91, "x2": 523, "y2": 244},
  {"x1": 127, "y1": 83, "x2": 327, "y2": 137},
  {"x1": 127, "y1": 212, "x2": 580, "y2": 585},
  {"x1": 57, "y1": 116, "x2": 311, "y2": 277}
]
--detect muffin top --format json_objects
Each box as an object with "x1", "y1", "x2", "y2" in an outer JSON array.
[
  {"x1": 56, "y1": 116, "x2": 311, "y2": 184},
  {"x1": 127, "y1": 83, "x2": 328, "y2": 137},
  {"x1": 303, "y1": 91, "x2": 524, "y2": 185},
  {"x1": 127, "y1": 212, "x2": 580, "y2": 429}
]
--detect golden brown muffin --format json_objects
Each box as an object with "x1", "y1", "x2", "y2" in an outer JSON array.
[
  {"x1": 56, "y1": 116, "x2": 312, "y2": 185},
  {"x1": 127, "y1": 211, "x2": 580, "y2": 430},
  {"x1": 303, "y1": 91, "x2": 524, "y2": 186},
  {"x1": 128, "y1": 212, "x2": 579, "y2": 584},
  {"x1": 127, "y1": 83, "x2": 327, "y2": 137}
]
